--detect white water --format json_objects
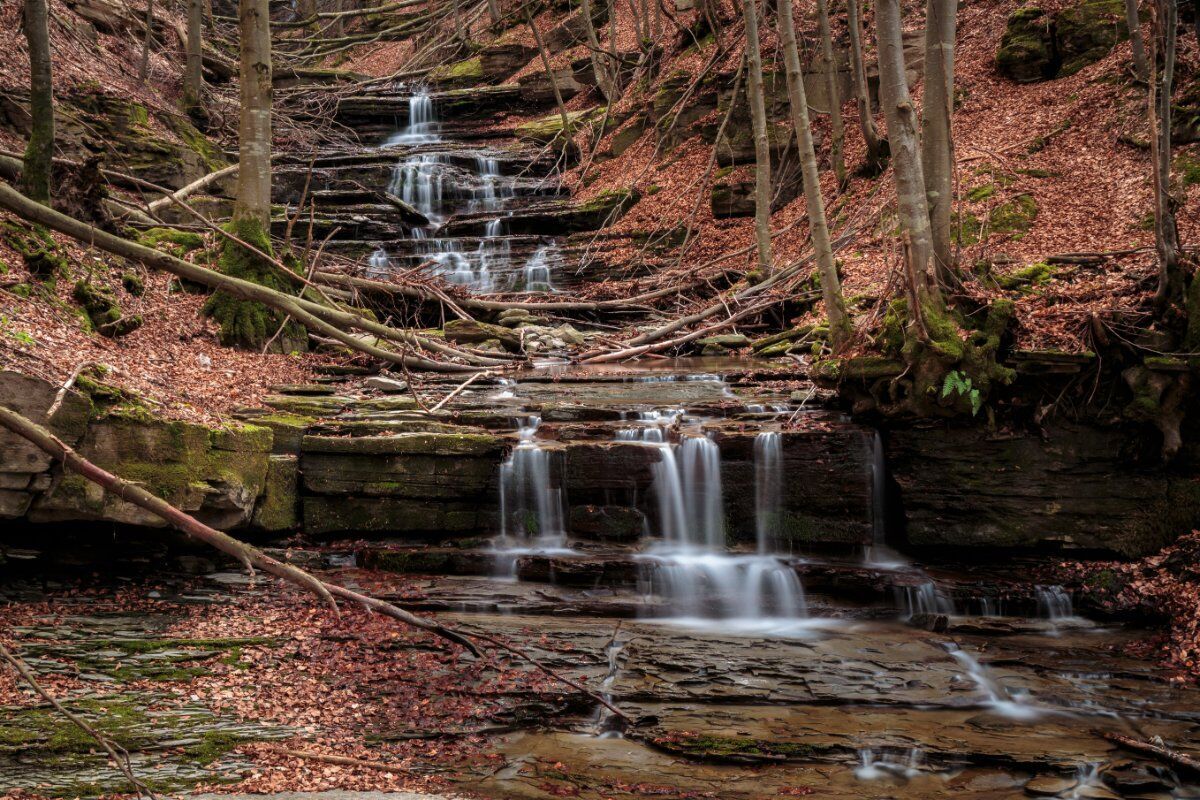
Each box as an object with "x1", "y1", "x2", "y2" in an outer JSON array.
[
  {"x1": 494, "y1": 417, "x2": 572, "y2": 575},
  {"x1": 854, "y1": 747, "x2": 926, "y2": 781},
  {"x1": 629, "y1": 421, "x2": 808, "y2": 632},
  {"x1": 945, "y1": 643, "x2": 1043, "y2": 720},
  {"x1": 1036, "y1": 585, "x2": 1074, "y2": 619},
  {"x1": 863, "y1": 431, "x2": 907, "y2": 569},
  {"x1": 753, "y1": 431, "x2": 783, "y2": 553},
  {"x1": 380, "y1": 87, "x2": 559, "y2": 293}
]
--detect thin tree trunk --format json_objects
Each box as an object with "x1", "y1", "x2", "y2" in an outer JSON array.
[
  {"x1": 139, "y1": 0, "x2": 154, "y2": 83},
  {"x1": 451, "y1": 0, "x2": 468, "y2": 43},
  {"x1": 921, "y1": 0, "x2": 957, "y2": 283},
  {"x1": 582, "y1": 0, "x2": 617, "y2": 101},
  {"x1": 1150, "y1": 0, "x2": 1181, "y2": 310},
  {"x1": 779, "y1": 0, "x2": 852, "y2": 347},
  {"x1": 847, "y1": 0, "x2": 886, "y2": 167},
  {"x1": 743, "y1": 0, "x2": 775, "y2": 276},
  {"x1": 21, "y1": 0, "x2": 54, "y2": 204},
  {"x1": 233, "y1": 0, "x2": 273, "y2": 228},
  {"x1": 876, "y1": 0, "x2": 940, "y2": 307},
  {"x1": 1126, "y1": 0, "x2": 1149, "y2": 81},
  {"x1": 526, "y1": 5, "x2": 571, "y2": 136},
  {"x1": 486, "y1": 0, "x2": 501, "y2": 25},
  {"x1": 184, "y1": 0, "x2": 205, "y2": 115},
  {"x1": 817, "y1": 0, "x2": 847, "y2": 186}
]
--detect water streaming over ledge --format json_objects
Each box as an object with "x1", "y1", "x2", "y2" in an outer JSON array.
[
  {"x1": 493, "y1": 417, "x2": 571, "y2": 576},
  {"x1": 374, "y1": 88, "x2": 557, "y2": 293},
  {"x1": 615, "y1": 414, "x2": 809, "y2": 631}
]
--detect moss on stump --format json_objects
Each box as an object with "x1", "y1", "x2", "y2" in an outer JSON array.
[{"x1": 202, "y1": 217, "x2": 306, "y2": 353}]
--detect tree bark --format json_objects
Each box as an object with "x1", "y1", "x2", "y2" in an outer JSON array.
[
  {"x1": 743, "y1": 0, "x2": 775, "y2": 276},
  {"x1": 1150, "y1": 0, "x2": 1181, "y2": 311},
  {"x1": 233, "y1": 0, "x2": 273, "y2": 228},
  {"x1": 921, "y1": 0, "x2": 957, "y2": 283},
  {"x1": 184, "y1": 0, "x2": 205, "y2": 115},
  {"x1": 524, "y1": 6, "x2": 571, "y2": 137},
  {"x1": 779, "y1": 0, "x2": 852, "y2": 348},
  {"x1": 847, "y1": 0, "x2": 886, "y2": 167},
  {"x1": 581, "y1": 0, "x2": 617, "y2": 101},
  {"x1": 139, "y1": 0, "x2": 154, "y2": 83},
  {"x1": 875, "y1": 0, "x2": 940, "y2": 308},
  {"x1": 21, "y1": 0, "x2": 54, "y2": 204},
  {"x1": 817, "y1": 0, "x2": 847, "y2": 186},
  {"x1": 1126, "y1": 0, "x2": 1150, "y2": 80},
  {"x1": 486, "y1": 0, "x2": 501, "y2": 25}
]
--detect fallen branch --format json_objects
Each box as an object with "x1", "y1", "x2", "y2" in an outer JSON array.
[
  {"x1": 145, "y1": 164, "x2": 239, "y2": 214},
  {"x1": 428, "y1": 370, "x2": 491, "y2": 413},
  {"x1": 0, "y1": 181, "x2": 487, "y2": 372},
  {"x1": 0, "y1": 642, "x2": 159, "y2": 799},
  {"x1": 0, "y1": 404, "x2": 632, "y2": 723},
  {"x1": 1099, "y1": 730, "x2": 1200, "y2": 777}
]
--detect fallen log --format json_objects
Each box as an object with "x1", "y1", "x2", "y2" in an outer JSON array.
[
  {"x1": 0, "y1": 404, "x2": 632, "y2": 724},
  {"x1": 0, "y1": 181, "x2": 489, "y2": 372},
  {"x1": 1099, "y1": 731, "x2": 1200, "y2": 777}
]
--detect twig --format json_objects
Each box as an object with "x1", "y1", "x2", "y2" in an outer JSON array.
[
  {"x1": 428, "y1": 370, "x2": 492, "y2": 413},
  {"x1": 0, "y1": 642, "x2": 159, "y2": 799}
]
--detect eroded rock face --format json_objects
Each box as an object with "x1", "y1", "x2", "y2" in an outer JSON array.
[
  {"x1": 995, "y1": 0, "x2": 1128, "y2": 83},
  {"x1": 31, "y1": 416, "x2": 273, "y2": 530},
  {"x1": 887, "y1": 423, "x2": 1199, "y2": 557},
  {"x1": 0, "y1": 371, "x2": 91, "y2": 518}
]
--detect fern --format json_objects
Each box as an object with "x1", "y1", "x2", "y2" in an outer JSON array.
[{"x1": 941, "y1": 370, "x2": 983, "y2": 416}]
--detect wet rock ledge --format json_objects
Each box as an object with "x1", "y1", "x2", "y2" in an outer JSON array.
[{"x1": 0, "y1": 367, "x2": 1195, "y2": 563}]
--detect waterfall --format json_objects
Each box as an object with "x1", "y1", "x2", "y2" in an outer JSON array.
[
  {"x1": 494, "y1": 417, "x2": 571, "y2": 575},
  {"x1": 864, "y1": 431, "x2": 906, "y2": 568},
  {"x1": 897, "y1": 581, "x2": 956, "y2": 616},
  {"x1": 1036, "y1": 585, "x2": 1074, "y2": 619},
  {"x1": 754, "y1": 431, "x2": 783, "y2": 553},
  {"x1": 519, "y1": 245, "x2": 557, "y2": 292},
  {"x1": 854, "y1": 748, "x2": 926, "y2": 780},
  {"x1": 628, "y1": 420, "x2": 808, "y2": 630},
  {"x1": 379, "y1": 89, "x2": 558, "y2": 293}
]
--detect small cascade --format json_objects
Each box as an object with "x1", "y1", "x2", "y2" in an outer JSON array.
[
  {"x1": 753, "y1": 431, "x2": 783, "y2": 553},
  {"x1": 590, "y1": 634, "x2": 627, "y2": 738},
  {"x1": 945, "y1": 643, "x2": 1042, "y2": 720},
  {"x1": 379, "y1": 87, "x2": 563, "y2": 292},
  {"x1": 898, "y1": 581, "x2": 956, "y2": 616},
  {"x1": 854, "y1": 748, "x2": 926, "y2": 781},
  {"x1": 1036, "y1": 585, "x2": 1074, "y2": 620},
  {"x1": 631, "y1": 420, "x2": 808, "y2": 631},
  {"x1": 863, "y1": 431, "x2": 906, "y2": 568},
  {"x1": 519, "y1": 245, "x2": 557, "y2": 292},
  {"x1": 494, "y1": 417, "x2": 571, "y2": 575},
  {"x1": 366, "y1": 247, "x2": 390, "y2": 277}
]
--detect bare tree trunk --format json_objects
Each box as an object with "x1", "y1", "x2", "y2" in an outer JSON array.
[
  {"x1": 451, "y1": 0, "x2": 468, "y2": 43},
  {"x1": 921, "y1": 0, "x2": 957, "y2": 283},
  {"x1": 21, "y1": 0, "x2": 54, "y2": 204},
  {"x1": 876, "y1": 0, "x2": 940, "y2": 307},
  {"x1": 232, "y1": 0, "x2": 273, "y2": 229},
  {"x1": 1150, "y1": 0, "x2": 1181, "y2": 310},
  {"x1": 779, "y1": 0, "x2": 851, "y2": 347},
  {"x1": 582, "y1": 0, "x2": 617, "y2": 101},
  {"x1": 139, "y1": 0, "x2": 154, "y2": 83},
  {"x1": 184, "y1": 0, "x2": 205, "y2": 116},
  {"x1": 486, "y1": 0, "x2": 501, "y2": 25},
  {"x1": 1126, "y1": 0, "x2": 1150, "y2": 81},
  {"x1": 817, "y1": 0, "x2": 847, "y2": 186},
  {"x1": 743, "y1": 0, "x2": 775, "y2": 276},
  {"x1": 847, "y1": 0, "x2": 886, "y2": 167},
  {"x1": 525, "y1": 5, "x2": 571, "y2": 135}
]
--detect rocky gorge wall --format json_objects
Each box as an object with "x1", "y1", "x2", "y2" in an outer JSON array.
[{"x1": 1, "y1": 370, "x2": 1196, "y2": 567}]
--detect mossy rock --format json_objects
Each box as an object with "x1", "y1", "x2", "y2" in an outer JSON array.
[
  {"x1": 997, "y1": 261, "x2": 1056, "y2": 291},
  {"x1": 996, "y1": 0, "x2": 1127, "y2": 83},
  {"x1": 2, "y1": 222, "x2": 67, "y2": 280},
  {"x1": 252, "y1": 454, "x2": 300, "y2": 531},
  {"x1": 139, "y1": 227, "x2": 205, "y2": 255},
  {"x1": 996, "y1": 6, "x2": 1055, "y2": 82},
  {"x1": 444, "y1": 318, "x2": 522, "y2": 351},
  {"x1": 73, "y1": 280, "x2": 143, "y2": 338},
  {"x1": 429, "y1": 56, "x2": 485, "y2": 88}
]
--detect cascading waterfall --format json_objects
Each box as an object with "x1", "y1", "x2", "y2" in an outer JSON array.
[
  {"x1": 379, "y1": 87, "x2": 559, "y2": 292},
  {"x1": 494, "y1": 417, "x2": 571, "y2": 575},
  {"x1": 1036, "y1": 585, "x2": 1074, "y2": 620},
  {"x1": 944, "y1": 642, "x2": 1042, "y2": 720},
  {"x1": 754, "y1": 431, "x2": 783, "y2": 553},
  {"x1": 630, "y1": 419, "x2": 807, "y2": 630}
]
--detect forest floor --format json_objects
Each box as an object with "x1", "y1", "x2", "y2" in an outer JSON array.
[{"x1": 0, "y1": 0, "x2": 1197, "y2": 421}]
